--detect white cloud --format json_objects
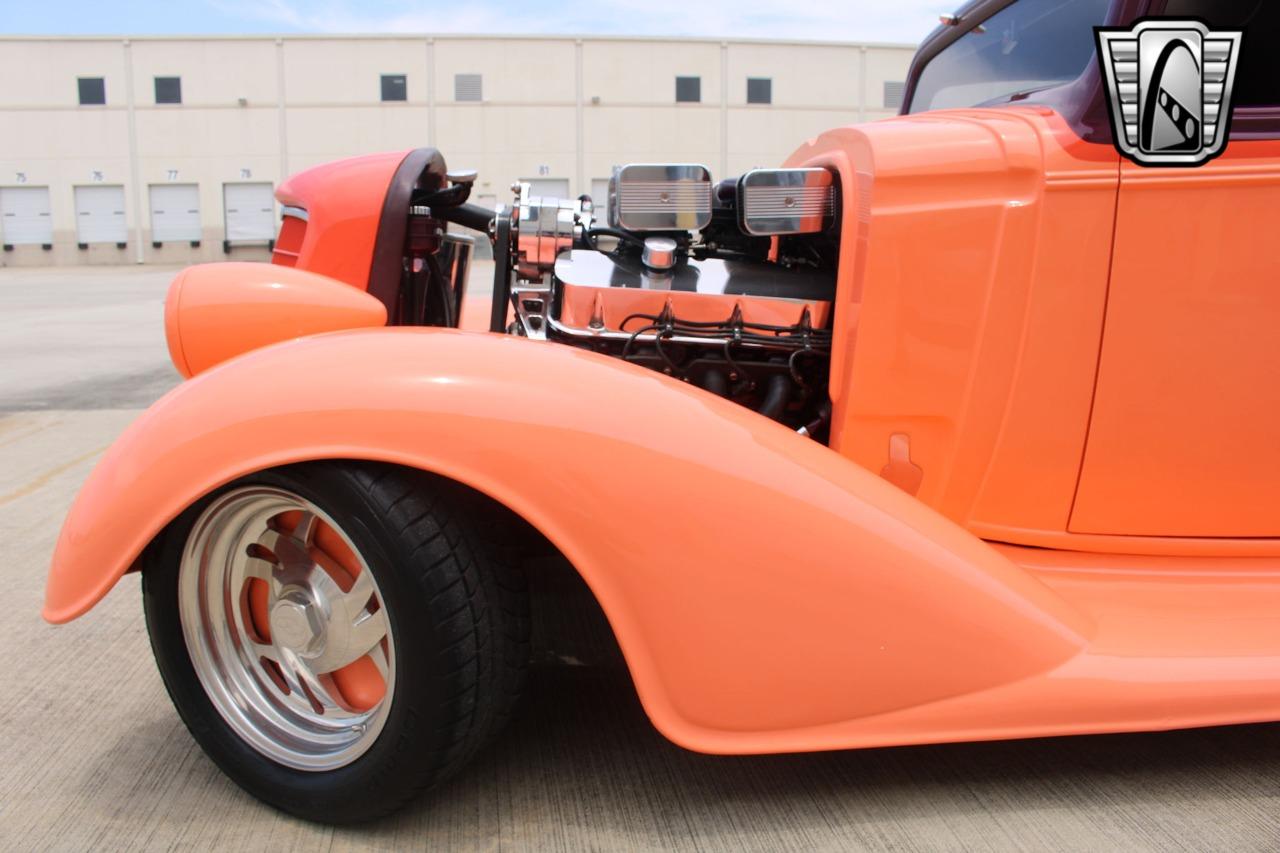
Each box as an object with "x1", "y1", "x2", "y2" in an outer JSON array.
[{"x1": 207, "y1": 0, "x2": 940, "y2": 45}]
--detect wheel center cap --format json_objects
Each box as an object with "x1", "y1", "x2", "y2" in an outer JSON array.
[{"x1": 271, "y1": 596, "x2": 324, "y2": 656}]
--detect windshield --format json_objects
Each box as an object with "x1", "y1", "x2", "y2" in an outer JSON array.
[{"x1": 909, "y1": 0, "x2": 1112, "y2": 113}]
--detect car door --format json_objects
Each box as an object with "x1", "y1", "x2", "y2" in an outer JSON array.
[{"x1": 1071, "y1": 0, "x2": 1280, "y2": 537}]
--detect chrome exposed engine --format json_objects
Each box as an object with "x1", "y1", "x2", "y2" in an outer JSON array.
[
  {"x1": 490, "y1": 163, "x2": 840, "y2": 437},
  {"x1": 410, "y1": 161, "x2": 841, "y2": 437}
]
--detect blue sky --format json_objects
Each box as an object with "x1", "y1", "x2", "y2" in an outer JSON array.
[{"x1": 2, "y1": 1, "x2": 942, "y2": 44}]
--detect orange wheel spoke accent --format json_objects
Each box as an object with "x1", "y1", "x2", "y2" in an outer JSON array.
[{"x1": 332, "y1": 653, "x2": 387, "y2": 712}]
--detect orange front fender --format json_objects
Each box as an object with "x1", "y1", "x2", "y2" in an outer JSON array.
[{"x1": 46, "y1": 329, "x2": 1091, "y2": 751}]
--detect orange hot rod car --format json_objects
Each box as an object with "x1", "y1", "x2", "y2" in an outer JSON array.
[{"x1": 43, "y1": 0, "x2": 1280, "y2": 823}]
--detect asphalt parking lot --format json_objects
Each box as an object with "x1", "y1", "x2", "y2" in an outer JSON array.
[{"x1": 3, "y1": 264, "x2": 1280, "y2": 851}]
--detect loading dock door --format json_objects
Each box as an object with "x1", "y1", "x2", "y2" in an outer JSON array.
[
  {"x1": 223, "y1": 182, "x2": 276, "y2": 243},
  {"x1": 521, "y1": 178, "x2": 570, "y2": 200},
  {"x1": 74, "y1": 185, "x2": 128, "y2": 244},
  {"x1": 591, "y1": 178, "x2": 611, "y2": 207},
  {"x1": 150, "y1": 183, "x2": 202, "y2": 243},
  {"x1": 0, "y1": 186, "x2": 54, "y2": 245}
]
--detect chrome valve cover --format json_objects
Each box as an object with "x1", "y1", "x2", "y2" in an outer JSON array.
[
  {"x1": 737, "y1": 168, "x2": 835, "y2": 236},
  {"x1": 607, "y1": 163, "x2": 713, "y2": 232}
]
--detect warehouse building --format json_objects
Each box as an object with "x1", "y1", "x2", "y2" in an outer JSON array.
[{"x1": 0, "y1": 34, "x2": 914, "y2": 266}]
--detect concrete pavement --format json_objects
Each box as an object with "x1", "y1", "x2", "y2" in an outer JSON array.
[{"x1": 2, "y1": 265, "x2": 1279, "y2": 851}]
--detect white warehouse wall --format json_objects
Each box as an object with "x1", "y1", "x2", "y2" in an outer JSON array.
[{"x1": 0, "y1": 34, "x2": 915, "y2": 267}]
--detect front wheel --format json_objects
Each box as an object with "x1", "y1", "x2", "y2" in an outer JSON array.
[{"x1": 143, "y1": 462, "x2": 529, "y2": 822}]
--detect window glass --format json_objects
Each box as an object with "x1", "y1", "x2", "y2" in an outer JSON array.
[
  {"x1": 155, "y1": 76, "x2": 181, "y2": 105},
  {"x1": 78, "y1": 77, "x2": 105, "y2": 105},
  {"x1": 747, "y1": 77, "x2": 771, "y2": 104},
  {"x1": 676, "y1": 76, "x2": 701, "y2": 103},
  {"x1": 1163, "y1": 0, "x2": 1279, "y2": 107},
  {"x1": 910, "y1": 0, "x2": 1110, "y2": 112},
  {"x1": 381, "y1": 74, "x2": 407, "y2": 102}
]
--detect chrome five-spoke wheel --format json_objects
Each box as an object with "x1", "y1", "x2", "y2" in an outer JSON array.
[{"x1": 179, "y1": 486, "x2": 395, "y2": 770}]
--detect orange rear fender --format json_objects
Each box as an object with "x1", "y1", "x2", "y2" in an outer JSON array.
[{"x1": 45, "y1": 329, "x2": 1092, "y2": 750}]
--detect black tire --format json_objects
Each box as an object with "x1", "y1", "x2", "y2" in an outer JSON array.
[{"x1": 143, "y1": 461, "x2": 530, "y2": 823}]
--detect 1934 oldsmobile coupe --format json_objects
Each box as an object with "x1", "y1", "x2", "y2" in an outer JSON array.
[{"x1": 43, "y1": 0, "x2": 1280, "y2": 823}]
